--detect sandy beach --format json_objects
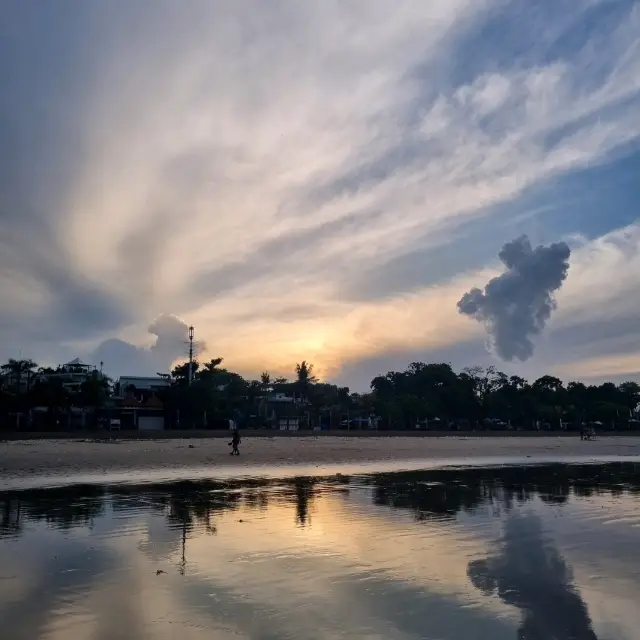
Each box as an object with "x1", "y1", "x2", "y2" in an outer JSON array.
[{"x1": 2, "y1": 435, "x2": 640, "y2": 488}]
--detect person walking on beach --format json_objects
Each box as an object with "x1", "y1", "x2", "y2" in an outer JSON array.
[{"x1": 230, "y1": 428, "x2": 241, "y2": 455}]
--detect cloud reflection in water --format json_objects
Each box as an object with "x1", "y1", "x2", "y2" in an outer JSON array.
[{"x1": 1, "y1": 463, "x2": 639, "y2": 639}]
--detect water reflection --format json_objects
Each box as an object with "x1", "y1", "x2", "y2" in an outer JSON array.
[
  {"x1": 1, "y1": 462, "x2": 639, "y2": 639},
  {"x1": 3, "y1": 463, "x2": 638, "y2": 539},
  {"x1": 469, "y1": 514, "x2": 598, "y2": 639},
  {"x1": 0, "y1": 475, "x2": 352, "y2": 540},
  {"x1": 369, "y1": 462, "x2": 640, "y2": 520}
]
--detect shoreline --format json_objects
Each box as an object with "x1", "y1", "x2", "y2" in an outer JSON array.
[
  {"x1": 2, "y1": 428, "x2": 639, "y2": 441},
  {"x1": 2, "y1": 435, "x2": 640, "y2": 490},
  {"x1": 4, "y1": 455, "x2": 640, "y2": 492}
]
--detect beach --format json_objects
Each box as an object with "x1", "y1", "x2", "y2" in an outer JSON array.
[
  {"x1": 3, "y1": 438, "x2": 640, "y2": 638},
  {"x1": 2, "y1": 434, "x2": 640, "y2": 486}
]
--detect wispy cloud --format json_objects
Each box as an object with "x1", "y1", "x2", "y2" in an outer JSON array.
[{"x1": 1, "y1": 0, "x2": 640, "y2": 384}]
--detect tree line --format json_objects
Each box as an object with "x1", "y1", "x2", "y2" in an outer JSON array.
[
  {"x1": 1, "y1": 356, "x2": 639, "y2": 431},
  {"x1": 0, "y1": 359, "x2": 110, "y2": 429}
]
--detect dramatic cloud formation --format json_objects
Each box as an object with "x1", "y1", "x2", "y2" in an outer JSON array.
[
  {"x1": 89, "y1": 314, "x2": 205, "y2": 377},
  {"x1": 1, "y1": 1, "x2": 640, "y2": 385},
  {"x1": 457, "y1": 236, "x2": 571, "y2": 361}
]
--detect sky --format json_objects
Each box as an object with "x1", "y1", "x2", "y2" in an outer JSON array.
[{"x1": 1, "y1": 0, "x2": 640, "y2": 390}]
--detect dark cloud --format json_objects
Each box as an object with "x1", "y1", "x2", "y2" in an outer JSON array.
[
  {"x1": 330, "y1": 309, "x2": 640, "y2": 391},
  {"x1": 0, "y1": 231, "x2": 132, "y2": 343},
  {"x1": 0, "y1": 2, "x2": 100, "y2": 233},
  {"x1": 468, "y1": 513, "x2": 598, "y2": 639},
  {"x1": 1, "y1": 0, "x2": 639, "y2": 390},
  {"x1": 0, "y1": 3, "x2": 133, "y2": 346},
  {"x1": 90, "y1": 313, "x2": 204, "y2": 378},
  {"x1": 457, "y1": 235, "x2": 571, "y2": 361}
]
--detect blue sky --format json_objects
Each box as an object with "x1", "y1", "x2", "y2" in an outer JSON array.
[{"x1": 1, "y1": 0, "x2": 640, "y2": 389}]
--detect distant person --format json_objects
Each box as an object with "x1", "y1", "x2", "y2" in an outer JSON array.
[
  {"x1": 229, "y1": 429, "x2": 241, "y2": 455},
  {"x1": 580, "y1": 424, "x2": 595, "y2": 440}
]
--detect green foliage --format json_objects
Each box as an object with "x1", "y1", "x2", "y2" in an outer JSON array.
[
  {"x1": 2, "y1": 355, "x2": 640, "y2": 431},
  {"x1": 79, "y1": 372, "x2": 111, "y2": 408}
]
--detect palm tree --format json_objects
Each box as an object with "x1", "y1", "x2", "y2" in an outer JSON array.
[
  {"x1": 0, "y1": 358, "x2": 38, "y2": 394},
  {"x1": 201, "y1": 358, "x2": 224, "y2": 377},
  {"x1": 295, "y1": 361, "x2": 317, "y2": 383},
  {"x1": 295, "y1": 361, "x2": 318, "y2": 402}
]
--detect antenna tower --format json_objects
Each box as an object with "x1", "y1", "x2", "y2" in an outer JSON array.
[{"x1": 188, "y1": 326, "x2": 195, "y2": 386}]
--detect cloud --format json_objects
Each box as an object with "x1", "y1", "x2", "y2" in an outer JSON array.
[
  {"x1": 457, "y1": 235, "x2": 571, "y2": 361},
  {"x1": 1, "y1": 1, "x2": 640, "y2": 387},
  {"x1": 89, "y1": 314, "x2": 203, "y2": 378},
  {"x1": 333, "y1": 224, "x2": 640, "y2": 388}
]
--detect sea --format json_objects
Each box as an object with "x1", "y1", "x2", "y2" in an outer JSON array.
[{"x1": 1, "y1": 461, "x2": 639, "y2": 639}]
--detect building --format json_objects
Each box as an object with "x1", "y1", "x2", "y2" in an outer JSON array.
[
  {"x1": 110, "y1": 375, "x2": 171, "y2": 431},
  {"x1": 117, "y1": 392, "x2": 166, "y2": 431},
  {"x1": 278, "y1": 417, "x2": 300, "y2": 430},
  {"x1": 261, "y1": 392, "x2": 308, "y2": 429},
  {"x1": 1, "y1": 357, "x2": 102, "y2": 397},
  {"x1": 115, "y1": 376, "x2": 171, "y2": 396},
  {"x1": 38, "y1": 358, "x2": 103, "y2": 393}
]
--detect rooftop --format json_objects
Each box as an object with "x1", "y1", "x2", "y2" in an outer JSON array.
[
  {"x1": 118, "y1": 376, "x2": 170, "y2": 383},
  {"x1": 63, "y1": 358, "x2": 92, "y2": 368}
]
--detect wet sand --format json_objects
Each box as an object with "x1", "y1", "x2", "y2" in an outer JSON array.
[{"x1": 2, "y1": 435, "x2": 640, "y2": 487}]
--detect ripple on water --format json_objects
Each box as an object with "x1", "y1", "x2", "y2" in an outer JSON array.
[{"x1": 1, "y1": 462, "x2": 640, "y2": 639}]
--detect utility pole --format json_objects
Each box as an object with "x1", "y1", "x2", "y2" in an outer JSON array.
[{"x1": 188, "y1": 326, "x2": 194, "y2": 386}]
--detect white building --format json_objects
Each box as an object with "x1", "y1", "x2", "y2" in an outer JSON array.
[
  {"x1": 116, "y1": 376, "x2": 171, "y2": 397},
  {"x1": 114, "y1": 376, "x2": 170, "y2": 432}
]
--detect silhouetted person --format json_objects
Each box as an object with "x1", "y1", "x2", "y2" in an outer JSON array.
[
  {"x1": 230, "y1": 430, "x2": 241, "y2": 455},
  {"x1": 580, "y1": 424, "x2": 595, "y2": 440}
]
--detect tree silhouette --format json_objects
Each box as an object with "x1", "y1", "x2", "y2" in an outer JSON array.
[
  {"x1": 295, "y1": 361, "x2": 317, "y2": 400},
  {"x1": 3, "y1": 353, "x2": 640, "y2": 432},
  {"x1": 1, "y1": 358, "x2": 37, "y2": 394}
]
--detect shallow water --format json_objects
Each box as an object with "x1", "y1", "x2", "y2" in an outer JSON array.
[{"x1": 1, "y1": 463, "x2": 639, "y2": 639}]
